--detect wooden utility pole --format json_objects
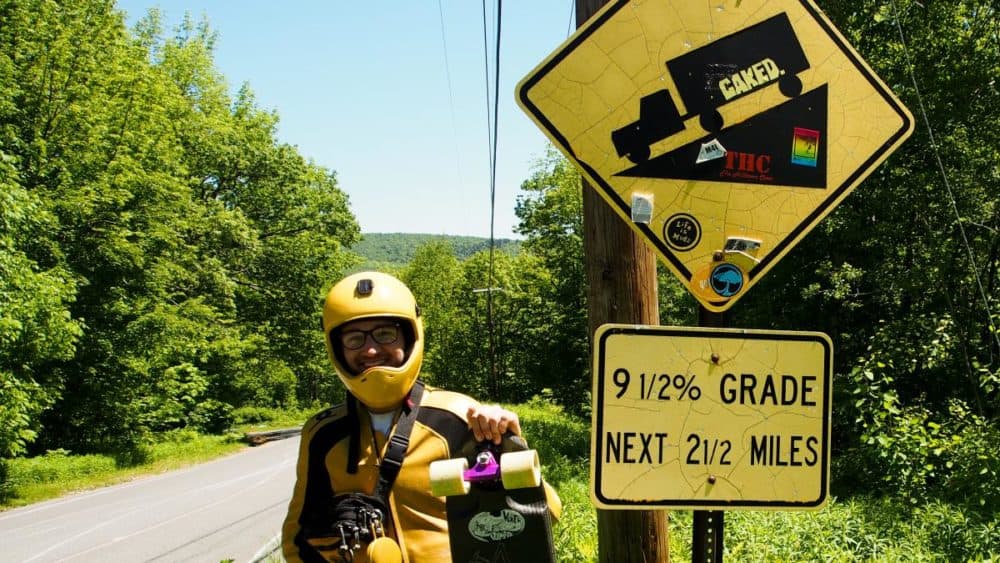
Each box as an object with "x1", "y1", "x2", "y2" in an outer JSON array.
[{"x1": 577, "y1": 2, "x2": 670, "y2": 562}]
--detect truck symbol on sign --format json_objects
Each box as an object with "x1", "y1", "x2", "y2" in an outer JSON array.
[{"x1": 612, "y1": 13, "x2": 810, "y2": 163}]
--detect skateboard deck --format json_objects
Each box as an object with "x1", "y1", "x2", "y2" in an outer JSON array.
[{"x1": 430, "y1": 437, "x2": 556, "y2": 563}]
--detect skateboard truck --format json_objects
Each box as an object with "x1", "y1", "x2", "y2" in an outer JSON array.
[
  {"x1": 465, "y1": 449, "x2": 501, "y2": 482},
  {"x1": 430, "y1": 443, "x2": 541, "y2": 497}
]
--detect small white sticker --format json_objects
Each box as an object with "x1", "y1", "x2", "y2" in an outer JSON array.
[
  {"x1": 696, "y1": 139, "x2": 727, "y2": 163},
  {"x1": 631, "y1": 194, "x2": 654, "y2": 224}
]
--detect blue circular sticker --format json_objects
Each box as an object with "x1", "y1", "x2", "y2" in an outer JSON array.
[{"x1": 710, "y1": 263, "x2": 744, "y2": 297}]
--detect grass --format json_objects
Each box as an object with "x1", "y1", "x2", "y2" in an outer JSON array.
[
  {"x1": 1, "y1": 431, "x2": 247, "y2": 509},
  {"x1": 0, "y1": 405, "x2": 316, "y2": 510},
  {"x1": 517, "y1": 397, "x2": 1000, "y2": 562},
  {"x1": 3, "y1": 400, "x2": 998, "y2": 562}
]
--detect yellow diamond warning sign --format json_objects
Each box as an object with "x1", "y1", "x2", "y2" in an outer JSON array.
[
  {"x1": 517, "y1": 0, "x2": 914, "y2": 311},
  {"x1": 591, "y1": 325, "x2": 832, "y2": 509}
]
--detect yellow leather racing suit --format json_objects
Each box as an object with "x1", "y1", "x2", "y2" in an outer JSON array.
[{"x1": 282, "y1": 384, "x2": 561, "y2": 562}]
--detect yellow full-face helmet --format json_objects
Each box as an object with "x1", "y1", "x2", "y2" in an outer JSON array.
[{"x1": 322, "y1": 272, "x2": 424, "y2": 411}]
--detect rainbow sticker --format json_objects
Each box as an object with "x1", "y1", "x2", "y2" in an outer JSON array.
[{"x1": 791, "y1": 127, "x2": 820, "y2": 167}]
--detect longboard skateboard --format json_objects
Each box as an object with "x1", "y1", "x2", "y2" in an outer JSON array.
[{"x1": 429, "y1": 436, "x2": 556, "y2": 563}]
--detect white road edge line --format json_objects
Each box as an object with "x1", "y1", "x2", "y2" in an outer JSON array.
[{"x1": 248, "y1": 531, "x2": 282, "y2": 563}]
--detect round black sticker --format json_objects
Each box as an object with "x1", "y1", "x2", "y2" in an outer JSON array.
[{"x1": 663, "y1": 213, "x2": 701, "y2": 251}]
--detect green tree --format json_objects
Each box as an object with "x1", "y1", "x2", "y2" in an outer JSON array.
[
  {"x1": 401, "y1": 241, "x2": 462, "y2": 387},
  {"x1": 0, "y1": 0, "x2": 360, "y2": 457},
  {"x1": 513, "y1": 149, "x2": 591, "y2": 411},
  {"x1": 0, "y1": 153, "x2": 81, "y2": 457},
  {"x1": 735, "y1": 0, "x2": 1000, "y2": 506}
]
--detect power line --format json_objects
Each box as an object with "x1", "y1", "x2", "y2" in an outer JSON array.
[
  {"x1": 566, "y1": 0, "x2": 576, "y2": 37},
  {"x1": 480, "y1": 0, "x2": 503, "y2": 398},
  {"x1": 436, "y1": 0, "x2": 466, "y2": 221},
  {"x1": 890, "y1": 0, "x2": 1000, "y2": 355}
]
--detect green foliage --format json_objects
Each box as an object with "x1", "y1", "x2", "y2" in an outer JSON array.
[
  {"x1": 911, "y1": 501, "x2": 1000, "y2": 562},
  {"x1": 1, "y1": 431, "x2": 243, "y2": 508},
  {"x1": 230, "y1": 405, "x2": 313, "y2": 428},
  {"x1": 7, "y1": 449, "x2": 118, "y2": 488},
  {"x1": 0, "y1": 0, "x2": 359, "y2": 458},
  {"x1": 401, "y1": 241, "x2": 463, "y2": 388},
  {"x1": 137, "y1": 363, "x2": 208, "y2": 431},
  {"x1": 552, "y1": 478, "x2": 598, "y2": 562},
  {"x1": 837, "y1": 309, "x2": 1000, "y2": 511},
  {"x1": 0, "y1": 150, "x2": 81, "y2": 458},
  {"x1": 190, "y1": 399, "x2": 234, "y2": 434},
  {"x1": 351, "y1": 233, "x2": 520, "y2": 270},
  {"x1": 514, "y1": 394, "x2": 589, "y2": 484},
  {"x1": 511, "y1": 149, "x2": 591, "y2": 410},
  {"x1": 0, "y1": 460, "x2": 12, "y2": 503},
  {"x1": 0, "y1": 377, "x2": 48, "y2": 458},
  {"x1": 660, "y1": 497, "x2": 1000, "y2": 562}
]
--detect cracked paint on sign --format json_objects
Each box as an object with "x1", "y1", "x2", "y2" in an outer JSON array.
[
  {"x1": 518, "y1": 0, "x2": 912, "y2": 312},
  {"x1": 590, "y1": 325, "x2": 832, "y2": 509}
]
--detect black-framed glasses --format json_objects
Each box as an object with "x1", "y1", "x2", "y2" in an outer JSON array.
[{"x1": 340, "y1": 324, "x2": 401, "y2": 350}]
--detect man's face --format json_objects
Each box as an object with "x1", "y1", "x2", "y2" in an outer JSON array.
[{"x1": 339, "y1": 318, "x2": 407, "y2": 374}]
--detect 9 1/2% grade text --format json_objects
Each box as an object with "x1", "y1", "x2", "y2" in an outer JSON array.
[{"x1": 612, "y1": 369, "x2": 702, "y2": 401}]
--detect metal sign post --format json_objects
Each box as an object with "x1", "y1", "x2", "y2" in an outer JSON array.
[
  {"x1": 694, "y1": 307, "x2": 726, "y2": 563},
  {"x1": 692, "y1": 510, "x2": 724, "y2": 563}
]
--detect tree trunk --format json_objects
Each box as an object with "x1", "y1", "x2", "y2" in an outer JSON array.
[{"x1": 576, "y1": 2, "x2": 671, "y2": 560}]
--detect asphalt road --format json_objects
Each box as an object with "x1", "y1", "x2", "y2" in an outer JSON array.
[{"x1": 0, "y1": 436, "x2": 300, "y2": 563}]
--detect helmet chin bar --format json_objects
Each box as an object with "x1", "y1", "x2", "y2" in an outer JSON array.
[{"x1": 335, "y1": 360, "x2": 420, "y2": 412}]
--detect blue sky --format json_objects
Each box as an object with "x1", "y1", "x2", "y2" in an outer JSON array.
[{"x1": 115, "y1": 1, "x2": 577, "y2": 239}]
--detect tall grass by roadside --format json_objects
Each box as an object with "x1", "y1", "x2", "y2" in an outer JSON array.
[
  {"x1": 516, "y1": 396, "x2": 597, "y2": 560},
  {"x1": 4, "y1": 399, "x2": 998, "y2": 561},
  {"x1": 517, "y1": 396, "x2": 999, "y2": 562},
  {"x1": 0, "y1": 406, "x2": 315, "y2": 510},
  {"x1": 1, "y1": 430, "x2": 248, "y2": 509}
]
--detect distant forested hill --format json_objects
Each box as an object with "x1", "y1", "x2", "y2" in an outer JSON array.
[{"x1": 350, "y1": 233, "x2": 521, "y2": 269}]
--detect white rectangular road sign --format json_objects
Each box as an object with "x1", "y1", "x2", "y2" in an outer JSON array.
[{"x1": 591, "y1": 325, "x2": 832, "y2": 510}]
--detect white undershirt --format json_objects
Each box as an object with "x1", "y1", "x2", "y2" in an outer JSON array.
[{"x1": 370, "y1": 410, "x2": 397, "y2": 435}]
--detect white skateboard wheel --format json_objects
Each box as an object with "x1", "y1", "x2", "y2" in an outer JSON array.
[
  {"x1": 429, "y1": 458, "x2": 470, "y2": 496},
  {"x1": 500, "y1": 449, "x2": 541, "y2": 489}
]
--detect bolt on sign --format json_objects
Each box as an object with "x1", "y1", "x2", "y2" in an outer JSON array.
[
  {"x1": 517, "y1": 0, "x2": 914, "y2": 311},
  {"x1": 591, "y1": 325, "x2": 832, "y2": 509}
]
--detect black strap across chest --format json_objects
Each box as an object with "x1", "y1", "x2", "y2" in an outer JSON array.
[
  {"x1": 374, "y1": 380, "x2": 424, "y2": 500},
  {"x1": 345, "y1": 381, "x2": 426, "y2": 499}
]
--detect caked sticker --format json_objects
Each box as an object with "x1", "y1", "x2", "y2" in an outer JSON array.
[{"x1": 468, "y1": 509, "x2": 526, "y2": 542}]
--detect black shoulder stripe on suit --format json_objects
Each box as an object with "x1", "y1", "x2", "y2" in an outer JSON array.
[
  {"x1": 300, "y1": 415, "x2": 354, "y2": 521},
  {"x1": 418, "y1": 405, "x2": 473, "y2": 454}
]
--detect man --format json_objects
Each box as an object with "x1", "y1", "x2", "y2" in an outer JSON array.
[{"x1": 282, "y1": 271, "x2": 560, "y2": 562}]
